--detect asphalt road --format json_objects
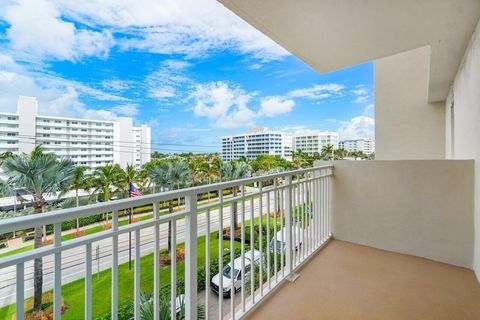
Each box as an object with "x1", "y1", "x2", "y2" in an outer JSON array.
[{"x1": 0, "y1": 193, "x2": 278, "y2": 308}]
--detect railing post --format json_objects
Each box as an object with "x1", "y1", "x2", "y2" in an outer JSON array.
[
  {"x1": 185, "y1": 193, "x2": 198, "y2": 320},
  {"x1": 285, "y1": 175, "x2": 293, "y2": 276},
  {"x1": 54, "y1": 223, "x2": 62, "y2": 320}
]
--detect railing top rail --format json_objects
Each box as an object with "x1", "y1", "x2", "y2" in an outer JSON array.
[{"x1": 0, "y1": 165, "x2": 333, "y2": 234}]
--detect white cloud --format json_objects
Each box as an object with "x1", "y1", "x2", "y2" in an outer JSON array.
[
  {"x1": 0, "y1": 53, "x2": 123, "y2": 120},
  {"x1": 102, "y1": 79, "x2": 133, "y2": 92},
  {"x1": 353, "y1": 96, "x2": 368, "y2": 103},
  {"x1": 189, "y1": 81, "x2": 256, "y2": 129},
  {"x1": 338, "y1": 116, "x2": 374, "y2": 140},
  {"x1": 111, "y1": 103, "x2": 139, "y2": 116},
  {"x1": 3, "y1": 0, "x2": 114, "y2": 61},
  {"x1": 258, "y1": 96, "x2": 295, "y2": 117},
  {"x1": 146, "y1": 59, "x2": 192, "y2": 101},
  {"x1": 352, "y1": 89, "x2": 368, "y2": 96},
  {"x1": 364, "y1": 104, "x2": 374, "y2": 116},
  {"x1": 51, "y1": 0, "x2": 288, "y2": 61},
  {"x1": 149, "y1": 87, "x2": 176, "y2": 99},
  {"x1": 287, "y1": 83, "x2": 344, "y2": 100}
]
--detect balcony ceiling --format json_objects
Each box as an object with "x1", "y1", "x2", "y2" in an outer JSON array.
[{"x1": 218, "y1": 0, "x2": 480, "y2": 102}]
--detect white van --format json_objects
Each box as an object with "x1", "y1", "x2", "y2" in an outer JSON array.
[
  {"x1": 211, "y1": 250, "x2": 261, "y2": 298},
  {"x1": 269, "y1": 226, "x2": 303, "y2": 252}
]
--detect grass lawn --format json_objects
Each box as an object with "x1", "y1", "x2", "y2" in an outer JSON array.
[
  {"x1": 0, "y1": 231, "x2": 241, "y2": 320},
  {"x1": 0, "y1": 195, "x2": 286, "y2": 319}
]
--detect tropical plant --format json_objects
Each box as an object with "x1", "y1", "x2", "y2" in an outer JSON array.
[
  {"x1": 1, "y1": 146, "x2": 75, "y2": 311},
  {"x1": 91, "y1": 164, "x2": 124, "y2": 202},
  {"x1": 69, "y1": 166, "x2": 89, "y2": 232},
  {"x1": 334, "y1": 148, "x2": 348, "y2": 160},
  {"x1": 137, "y1": 293, "x2": 205, "y2": 320},
  {"x1": 320, "y1": 144, "x2": 335, "y2": 161},
  {"x1": 221, "y1": 161, "x2": 251, "y2": 229},
  {"x1": 189, "y1": 157, "x2": 207, "y2": 186},
  {"x1": 149, "y1": 161, "x2": 191, "y2": 252},
  {"x1": 251, "y1": 154, "x2": 292, "y2": 174}
]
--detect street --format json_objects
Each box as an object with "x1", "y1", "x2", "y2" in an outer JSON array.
[{"x1": 0, "y1": 192, "x2": 277, "y2": 308}]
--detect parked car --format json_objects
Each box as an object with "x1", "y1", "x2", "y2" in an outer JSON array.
[
  {"x1": 269, "y1": 225, "x2": 303, "y2": 252},
  {"x1": 211, "y1": 250, "x2": 261, "y2": 298}
]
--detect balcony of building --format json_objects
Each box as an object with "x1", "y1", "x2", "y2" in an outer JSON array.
[{"x1": 0, "y1": 160, "x2": 479, "y2": 319}]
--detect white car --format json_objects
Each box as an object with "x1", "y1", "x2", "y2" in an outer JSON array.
[
  {"x1": 269, "y1": 226, "x2": 303, "y2": 252},
  {"x1": 211, "y1": 250, "x2": 261, "y2": 298}
]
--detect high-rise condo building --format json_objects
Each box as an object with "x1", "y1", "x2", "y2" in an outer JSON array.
[
  {"x1": 294, "y1": 132, "x2": 339, "y2": 155},
  {"x1": 339, "y1": 138, "x2": 375, "y2": 155},
  {"x1": 221, "y1": 127, "x2": 293, "y2": 162},
  {"x1": 0, "y1": 96, "x2": 151, "y2": 170}
]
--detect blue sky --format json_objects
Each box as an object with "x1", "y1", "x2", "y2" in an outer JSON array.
[{"x1": 0, "y1": 0, "x2": 374, "y2": 153}]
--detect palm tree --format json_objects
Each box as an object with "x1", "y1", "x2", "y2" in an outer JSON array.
[
  {"x1": 211, "y1": 157, "x2": 223, "y2": 181},
  {"x1": 334, "y1": 148, "x2": 348, "y2": 160},
  {"x1": 91, "y1": 164, "x2": 124, "y2": 202},
  {"x1": 150, "y1": 161, "x2": 191, "y2": 252},
  {"x1": 119, "y1": 164, "x2": 141, "y2": 270},
  {"x1": 70, "y1": 166, "x2": 88, "y2": 233},
  {"x1": 321, "y1": 144, "x2": 335, "y2": 161},
  {"x1": 189, "y1": 157, "x2": 207, "y2": 186},
  {"x1": 221, "y1": 161, "x2": 251, "y2": 229},
  {"x1": 1, "y1": 146, "x2": 75, "y2": 311},
  {"x1": 0, "y1": 150, "x2": 14, "y2": 166},
  {"x1": 91, "y1": 164, "x2": 124, "y2": 224}
]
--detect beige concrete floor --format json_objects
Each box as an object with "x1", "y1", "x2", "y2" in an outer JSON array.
[{"x1": 246, "y1": 240, "x2": 480, "y2": 320}]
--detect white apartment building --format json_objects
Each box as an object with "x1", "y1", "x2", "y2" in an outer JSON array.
[
  {"x1": 339, "y1": 138, "x2": 375, "y2": 155},
  {"x1": 221, "y1": 127, "x2": 293, "y2": 162},
  {"x1": 0, "y1": 96, "x2": 151, "y2": 170},
  {"x1": 294, "y1": 131, "x2": 339, "y2": 155}
]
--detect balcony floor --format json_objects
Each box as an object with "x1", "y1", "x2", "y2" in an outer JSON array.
[{"x1": 246, "y1": 240, "x2": 480, "y2": 320}]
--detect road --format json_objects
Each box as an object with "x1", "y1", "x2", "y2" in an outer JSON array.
[{"x1": 0, "y1": 193, "x2": 278, "y2": 308}]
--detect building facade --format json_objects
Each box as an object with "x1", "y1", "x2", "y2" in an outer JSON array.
[
  {"x1": 339, "y1": 138, "x2": 375, "y2": 155},
  {"x1": 0, "y1": 96, "x2": 151, "y2": 170},
  {"x1": 294, "y1": 132, "x2": 339, "y2": 155},
  {"x1": 221, "y1": 127, "x2": 293, "y2": 161}
]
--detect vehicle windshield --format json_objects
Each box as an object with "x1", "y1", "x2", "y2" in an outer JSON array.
[
  {"x1": 223, "y1": 264, "x2": 240, "y2": 279},
  {"x1": 270, "y1": 239, "x2": 285, "y2": 250}
]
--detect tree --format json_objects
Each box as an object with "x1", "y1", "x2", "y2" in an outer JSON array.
[
  {"x1": 149, "y1": 161, "x2": 191, "y2": 252},
  {"x1": 91, "y1": 164, "x2": 124, "y2": 225},
  {"x1": 189, "y1": 157, "x2": 207, "y2": 186},
  {"x1": 321, "y1": 144, "x2": 335, "y2": 161},
  {"x1": 119, "y1": 164, "x2": 141, "y2": 270},
  {"x1": 1, "y1": 146, "x2": 75, "y2": 311},
  {"x1": 334, "y1": 148, "x2": 348, "y2": 160},
  {"x1": 292, "y1": 150, "x2": 315, "y2": 168},
  {"x1": 251, "y1": 154, "x2": 292, "y2": 174},
  {"x1": 91, "y1": 164, "x2": 124, "y2": 202},
  {"x1": 221, "y1": 161, "x2": 251, "y2": 229},
  {"x1": 70, "y1": 166, "x2": 88, "y2": 233}
]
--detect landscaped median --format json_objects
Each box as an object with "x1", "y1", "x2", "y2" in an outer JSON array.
[
  {"x1": 0, "y1": 191, "x2": 259, "y2": 259},
  {"x1": 0, "y1": 213, "x2": 282, "y2": 320}
]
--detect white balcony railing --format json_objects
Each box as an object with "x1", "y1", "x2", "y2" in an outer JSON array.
[{"x1": 0, "y1": 165, "x2": 333, "y2": 320}]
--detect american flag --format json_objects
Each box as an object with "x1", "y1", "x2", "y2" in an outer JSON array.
[{"x1": 130, "y1": 183, "x2": 143, "y2": 197}]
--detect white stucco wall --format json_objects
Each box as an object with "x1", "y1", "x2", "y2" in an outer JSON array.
[
  {"x1": 374, "y1": 46, "x2": 446, "y2": 160},
  {"x1": 331, "y1": 160, "x2": 475, "y2": 269},
  {"x1": 447, "y1": 18, "x2": 480, "y2": 280}
]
